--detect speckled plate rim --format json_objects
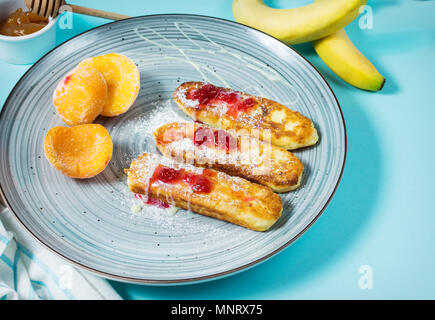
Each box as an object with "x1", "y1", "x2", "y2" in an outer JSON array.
[{"x1": 0, "y1": 14, "x2": 347, "y2": 285}]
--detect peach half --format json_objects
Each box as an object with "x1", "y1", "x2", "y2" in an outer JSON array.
[
  {"x1": 53, "y1": 65, "x2": 108, "y2": 126},
  {"x1": 44, "y1": 124, "x2": 113, "y2": 179},
  {"x1": 78, "y1": 53, "x2": 140, "y2": 117}
]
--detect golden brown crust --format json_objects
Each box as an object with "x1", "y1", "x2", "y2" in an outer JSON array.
[
  {"x1": 126, "y1": 152, "x2": 282, "y2": 231},
  {"x1": 154, "y1": 122, "x2": 304, "y2": 192},
  {"x1": 173, "y1": 82, "x2": 318, "y2": 150}
]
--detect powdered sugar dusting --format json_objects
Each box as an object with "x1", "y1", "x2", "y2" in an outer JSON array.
[
  {"x1": 107, "y1": 98, "x2": 241, "y2": 237},
  {"x1": 174, "y1": 86, "x2": 199, "y2": 109},
  {"x1": 134, "y1": 99, "x2": 190, "y2": 139}
]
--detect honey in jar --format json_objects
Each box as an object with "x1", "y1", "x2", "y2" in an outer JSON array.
[{"x1": 0, "y1": 8, "x2": 48, "y2": 37}]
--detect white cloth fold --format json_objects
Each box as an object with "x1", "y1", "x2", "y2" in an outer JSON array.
[{"x1": 0, "y1": 205, "x2": 122, "y2": 300}]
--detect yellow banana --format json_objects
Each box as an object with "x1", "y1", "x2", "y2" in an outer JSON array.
[
  {"x1": 232, "y1": 0, "x2": 367, "y2": 44},
  {"x1": 313, "y1": 28, "x2": 385, "y2": 91}
]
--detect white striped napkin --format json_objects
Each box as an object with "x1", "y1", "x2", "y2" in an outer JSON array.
[{"x1": 0, "y1": 205, "x2": 122, "y2": 300}]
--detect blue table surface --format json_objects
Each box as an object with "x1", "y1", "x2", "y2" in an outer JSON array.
[{"x1": 1, "y1": 0, "x2": 434, "y2": 299}]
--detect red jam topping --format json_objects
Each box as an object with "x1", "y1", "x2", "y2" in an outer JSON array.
[
  {"x1": 183, "y1": 173, "x2": 212, "y2": 194},
  {"x1": 189, "y1": 83, "x2": 221, "y2": 106},
  {"x1": 135, "y1": 194, "x2": 170, "y2": 209},
  {"x1": 64, "y1": 74, "x2": 72, "y2": 85},
  {"x1": 193, "y1": 127, "x2": 237, "y2": 152},
  {"x1": 218, "y1": 91, "x2": 238, "y2": 104},
  {"x1": 226, "y1": 97, "x2": 255, "y2": 118},
  {"x1": 188, "y1": 84, "x2": 256, "y2": 118},
  {"x1": 154, "y1": 166, "x2": 184, "y2": 184},
  {"x1": 236, "y1": 97, "x2": 255, "y2": 110},
  {"x1": 150, "y1": 165, "x2": 213, "y2": 194}
]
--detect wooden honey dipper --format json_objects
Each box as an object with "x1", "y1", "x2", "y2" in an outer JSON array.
[{"x1": 24, "y1": 0, "x2": 130, "y2": 20}]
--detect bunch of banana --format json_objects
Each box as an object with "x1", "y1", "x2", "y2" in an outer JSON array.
[{"x1": 233, "y1": 0, "x2": 385, "y2": 91}]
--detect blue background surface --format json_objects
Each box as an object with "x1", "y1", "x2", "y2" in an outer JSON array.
[{"x1": 1, "y1": 0, "x2": 434, "y2": 299}]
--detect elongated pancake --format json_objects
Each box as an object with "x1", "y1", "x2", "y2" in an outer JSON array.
[
  {"x1": 173, "y1": 82, "x2": 318, "y2": 150},
  {"x1": 125, "y1": 152, "x2": 282, "y2": 231},
  {"x1": 154, "y1": 122, "x2": 304, "y2": 192}
]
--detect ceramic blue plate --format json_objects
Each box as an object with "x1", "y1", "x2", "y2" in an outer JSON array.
[{"x1": 0, "y1": 15, "x2": 346, "y2": 284}]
